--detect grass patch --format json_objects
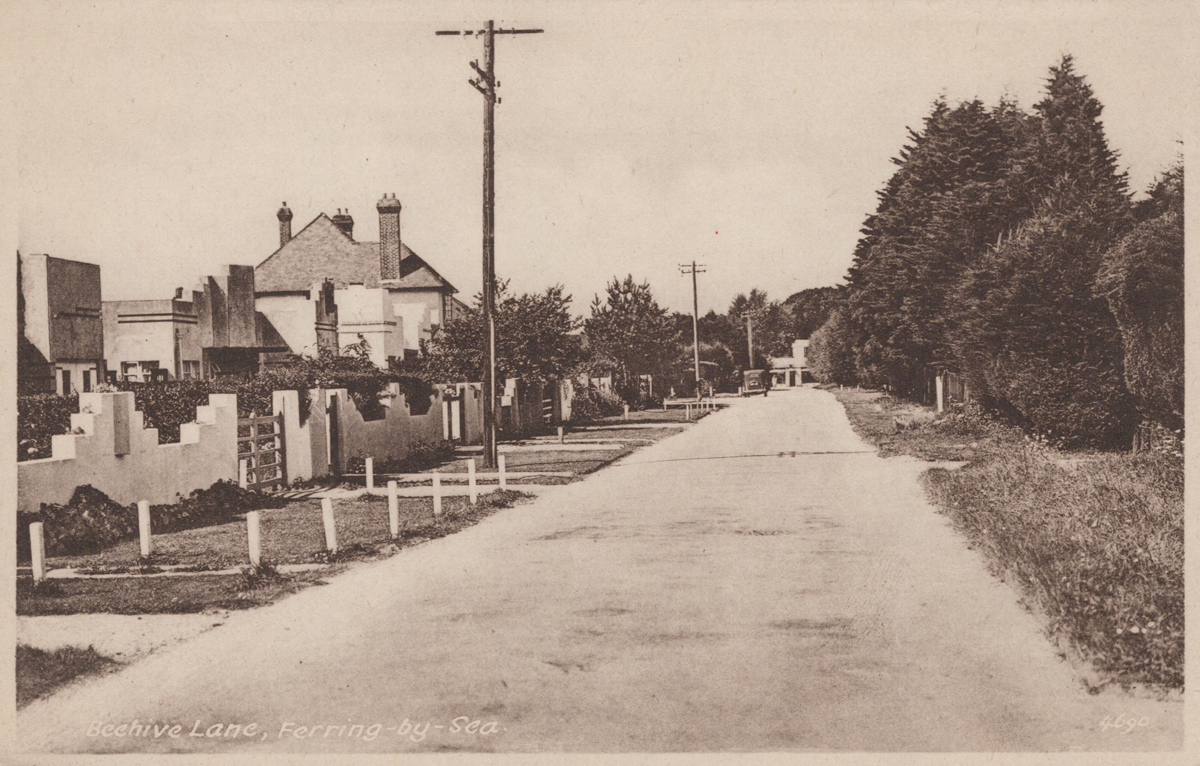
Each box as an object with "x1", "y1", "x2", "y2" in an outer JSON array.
[
  {"x1": 832, "y1": 386, "x2": 1183, "y2": 690},
  {"x1": 18, "y1": 490, "x2": 535, "y2": 616},
  {"x1": 17, "y1": 644, "x2": 120, "y2": 707}
]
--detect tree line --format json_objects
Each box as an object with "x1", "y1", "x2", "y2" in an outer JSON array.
[
  {"x1": 412, "y1": 278, "x2": 841, "y2": 401},
  {"x1": 806, "y1": 55, "x2": 1183, "y2": 449}
]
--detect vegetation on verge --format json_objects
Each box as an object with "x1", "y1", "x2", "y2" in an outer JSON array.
[
  {"x1": 16, "y1": 645, "x2": 120, "y2": 708},
  {"x1": 833, "y1": 388, "x2": 1182, "y2": 690}
]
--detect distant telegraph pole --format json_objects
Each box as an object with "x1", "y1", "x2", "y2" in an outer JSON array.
[
  {"x1": 679, "y1": 261, "x2": 706, "y2": 395},
  {"x1": 436, "y1": 21, "x2": 543, "y2": 469},
  {"x1": 741, "y1": 312, "x2": 754, "y2": 369}
]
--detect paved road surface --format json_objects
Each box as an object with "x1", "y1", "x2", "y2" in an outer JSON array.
[{"x1": 18, "y1": 388, "x2": 1181, "y2": 753}]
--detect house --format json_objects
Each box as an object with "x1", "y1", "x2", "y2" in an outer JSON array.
[
  {"x1": 103, "y1": 265, "x2": 306, "y2": 381},
  {"x1": 255, "y1": 195, "x2": 467, "y2": 368},
  {"x1": 19, "y1": 252, "x2": 104, "y2": 395},
  {"x1": 770, "y1": 339, "x2": 810, "y2": 387}
]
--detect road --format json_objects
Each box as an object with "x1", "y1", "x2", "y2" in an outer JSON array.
[{"x1": 18, "y1": 387, "x2": 1181, "y2": 753}]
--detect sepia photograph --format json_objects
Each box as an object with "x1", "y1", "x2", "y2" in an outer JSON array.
[{"x1": 4, "y1": 0, "x2": 1194, "y2": 759}]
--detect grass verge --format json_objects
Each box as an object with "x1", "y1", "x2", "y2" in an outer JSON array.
[
  {"x1": 831, "y1": 387, "x2": 1183, "y2": 691},
  {"x1": 18, "y1": 490, "x2": 533, "y2": 616},
  {"x1": 17, "y1": 644, "x2": 120, "y2": 708}
]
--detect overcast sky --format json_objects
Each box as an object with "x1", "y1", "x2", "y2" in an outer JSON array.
[{"x1": 13, "y1": 0, "x2": 1196, "y2": 315}]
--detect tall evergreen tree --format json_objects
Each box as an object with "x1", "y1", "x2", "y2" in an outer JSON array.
[
  {"x1": 952, "y1": 56, "x2": 1136, "y2": 447},
  {"x1": 841, "y1": 98, "x2": 1032, "y2": 392}
]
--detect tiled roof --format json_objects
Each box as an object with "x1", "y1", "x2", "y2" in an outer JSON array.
[{"x1": 255, "y1": 213, "x2": 458, "y2": 294}]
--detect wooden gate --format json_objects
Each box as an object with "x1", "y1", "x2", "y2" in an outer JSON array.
[{"x1": 238, "y1": 412, "x2": 287, "y2": 491}]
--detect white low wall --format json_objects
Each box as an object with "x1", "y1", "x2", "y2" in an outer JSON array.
[
  {"x1": 328, "y1": 385, "x2": 444, "y2": 472},
  {"x1": 17, "y1": 391, "x2": 239, "y2": 511}
]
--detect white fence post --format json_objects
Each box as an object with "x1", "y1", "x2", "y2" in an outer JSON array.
[
  {"x1": 366, "y1": 457, "x2": 374, "y2": 492},
  {"x1": 246, "y1": 511, "x2": 262, "y2": 567},
  {"x1": 935, "y1": 374, "x2": 945, "y2": 413},
  {"x1": 558, "y1": 426, "x2": 564, "y2": 444},
  {"x1": 30, "y1": 522, "x2": 46, "y2": 583},
  {"x1": 137, "y1": 500, "x2": 152, "y2": 558},
  {"x1": 499, "y1": 453, "x2": 507, "y2": 491},
  {"x1": 321, "y1": 498, "x2": 338, "y2": 553},
  {"x1": 432, "y1": 471, "x2": 443, "y2": 518},
  {"x1": 388, "y1": 481, "x2": 399, "y2": 537},
  {"x1": 467, "y1": 458, "x2": 478, "y2": 504},
  {"x1": 239, "y1": 459, "x2": 248, "y2": 489},
  {"x1": 623, "y1": 404, "x2": 629, "y2": 421}
]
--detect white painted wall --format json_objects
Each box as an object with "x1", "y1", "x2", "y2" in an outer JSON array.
[
  {"x1": 257, "y1": 294, "x2": 324, "y2": 358},
  {"x1": 337, "y1": 285, "x2": 404, "y2": 367},
  {"x1": 17, "y1": 392, "x2": 239, "y2": 511}
]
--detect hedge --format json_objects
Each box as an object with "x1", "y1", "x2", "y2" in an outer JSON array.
[{"x1": 18, "y1": 394, "x2": 79, "y2": 462}]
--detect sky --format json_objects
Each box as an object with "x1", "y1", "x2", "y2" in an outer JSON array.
[{"x1": 12, "y1": 0, "x2": 1197, "y2": 317}]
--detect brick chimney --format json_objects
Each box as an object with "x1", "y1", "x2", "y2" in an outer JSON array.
[
  {"x1": 277, "y1": 202, "x2": 293, "y2": 247},
  {"x1": 377, "y1": 193, "x2": 402, "y2": 281},
  {"x1": 331, "y1": 208, "x2": 354, "y2": 240}
]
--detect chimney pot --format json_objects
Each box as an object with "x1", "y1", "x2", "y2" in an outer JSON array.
[{"x1": 331, "y1": 208, "x2": 355, "y2": 240}]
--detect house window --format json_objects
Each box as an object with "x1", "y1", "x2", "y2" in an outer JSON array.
[
  {"x1": 82, "y1": 370, "x2": 92, "y2": 392},
  {"x1": 60, "y1": 369, "x2": 71, "y2": 395}
]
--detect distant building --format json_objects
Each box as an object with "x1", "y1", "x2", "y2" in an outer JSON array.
[
  {"x1": 103, "y1": 265, "x2": 299, "y2": 381},
  {"x1": 770, "y1": 338, "x2": 810, "y2": 387},
  {"x1": 19, "y1": 252, "x2": 104, "y2": 395},
  {"x1": 255, "y1": 195, "x2": 466, "y2": 367}
]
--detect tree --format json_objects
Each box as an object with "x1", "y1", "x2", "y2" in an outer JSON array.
[
  {"x1": 951, "y1": 56, "x2": 1136, "y2": 447},
  {"x1": 727, "y1": 289, "x2": 793, "y2": 369},
  {"x1": 842, "y1": 97, "x2": 1037, "y2": 392},
  {"x1": 420, "y1": 281, "x2": 583, "y2": 383},
  {"x1": 584, "y1": 275, "x2": 680, "y2": 397},
  {"x1": 1096, "y1": 161, "x2": 1184, "y2": 434},
  {"x1": 807, "y1": 306, "x2": 856, "y2": 385},
  {"x1": 782, "y1": 286, "x2": 845, "y2": 339}
]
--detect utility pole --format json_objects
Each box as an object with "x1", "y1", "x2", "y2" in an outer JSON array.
[
  {"x1": 437, "y1": 21, "x2": 543, "y2": 468},
  {"x1": 742, "y1": 312, "x2": 755, "y2": 369},
  {"x1": 678, "y1": 261, "x2": 706, "y2": 397}
]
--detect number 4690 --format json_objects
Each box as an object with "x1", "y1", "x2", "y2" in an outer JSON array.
[{"x1": 1100, "y1": 714, "x2": 1149, "y2": 734}]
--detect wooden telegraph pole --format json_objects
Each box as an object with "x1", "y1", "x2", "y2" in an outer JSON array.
[
  {"x1": 679, "y1": 261, "x2": 706, "y2": 396},
  {"x1": 742, "y1": 312, "x2": 755, "y2": 369},
  {"x1": 437, "y1": 21, "x2": 543, "y2": 468}
]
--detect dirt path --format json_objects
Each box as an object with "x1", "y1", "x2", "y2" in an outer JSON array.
[{"x1": 16, "y1": 388, "x2": 1180, "y2": 753}]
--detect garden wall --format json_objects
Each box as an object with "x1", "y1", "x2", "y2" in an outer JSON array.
[
  {"x1": 326, "y1": 384, "x2": 444, "y2": 474},
  {"x1": 16, "y1": 391, "x2": 238, "y2": 511}
]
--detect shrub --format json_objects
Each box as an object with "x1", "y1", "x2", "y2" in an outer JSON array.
[
  {"x1": 18, "y1": 393, "x2": 79, "y2": 461},
  {"x1": 18, "y1": 485, "x2": 137, "y2": 559},
  {"x1": 570, "y1": 391, "x2": 602, "y2": 423},
  {"x1": 592, "y1": 387, "x2": 627, "y2": 416},
  {"x1": 951, "y1": 182, "x2": 1136, "y2": 449},
  {"x1": 152, "y1": 480, "x2": 287, "y2": 534},
  {"x1": 571, "y1": 386, "x2": 626, "y2": 423},
  {"x1": 1096, "y1": 206, "x2": 1183, "y2": 434}
]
